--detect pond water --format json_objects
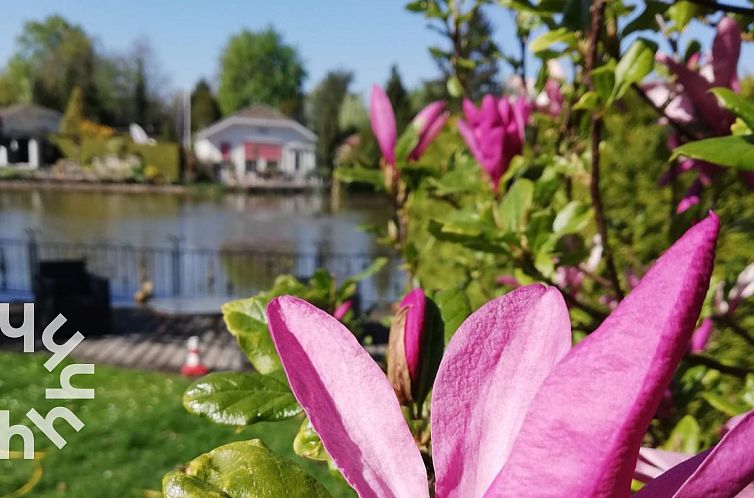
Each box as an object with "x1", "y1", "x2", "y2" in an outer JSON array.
[
  {"x1": 0, "y1": 189, "x2": 403, "y2": 306},
  {"x1": 0, "y1": 189, "x2": 389, "y2": 253}
]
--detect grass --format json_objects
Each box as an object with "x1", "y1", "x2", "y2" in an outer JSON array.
[{"x1": 0, "y1": 352, "x2": 355, "y2": 498}]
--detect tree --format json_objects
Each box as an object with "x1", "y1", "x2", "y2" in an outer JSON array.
[
  {"x1": 385, "y1": 65, "x2": 413, "y2": 131},
  {"x1": 217, "y1": 27, "x2": 306, "y2": 118},
  {"x1": 14, "y1": 15, "x2": 100, "y2": 114},
  {"x1": 408, "y1": 1, "x2": 501, "y2": 100},
  {"x1": 191, "y1": 79, "x2": 220, "y2": 132},
  {"x1": 60, "y1": 86, "x2": 85, "y2": 136},
  {"x1": 306, "y1": 70, "x2": 353, "y2": 168}
]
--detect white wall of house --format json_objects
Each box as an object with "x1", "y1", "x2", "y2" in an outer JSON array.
[{"x1": 194, "y1": 120, "x2": 316, "y2": 183}]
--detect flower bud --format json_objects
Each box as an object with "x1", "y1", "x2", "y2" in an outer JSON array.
[{"x1": 387, "y1": 288, "x2": 426, "y2": 404}]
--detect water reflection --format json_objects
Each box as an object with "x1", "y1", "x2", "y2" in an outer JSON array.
[{"x1": 0, "y1": 189, "x2": 389, "y2": 254}]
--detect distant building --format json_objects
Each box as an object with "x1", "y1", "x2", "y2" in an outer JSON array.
[
  {"x1": 0, "y1": 104, "x2": 62, "y2": 168},
  {"x1": 194, "y1": 105, "x2": 318, "y2": 186}
]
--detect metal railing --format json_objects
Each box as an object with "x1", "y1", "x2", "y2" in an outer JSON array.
[{"x1": 0, "y1": 231, "x2": 406, "y2": 309}]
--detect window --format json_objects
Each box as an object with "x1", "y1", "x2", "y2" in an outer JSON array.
[
  {"x1": 245, "y1": 160, "x2": 257, "y2": 174},
  {"x1": 294, "y1": 152, "x2": 301, "y2": 171}
]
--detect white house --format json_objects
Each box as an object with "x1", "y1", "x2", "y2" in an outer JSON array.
[
  {"x1": 194, "y1": 105, "x2": 318, "y2": 186},
  {"x1": 0, "y1": 104, "x2": 62, "y2": 169}
]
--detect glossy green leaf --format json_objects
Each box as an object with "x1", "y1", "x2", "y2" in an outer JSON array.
[
  {"x1": 223, "y1": 297, "x2": 282, "y2": 374},
  {"x1": 337, "y1": 257, "x2": 388, "y2": 302},
  {"x1": 553, "y1": 201, "x2": 592, "y2": 235},
  {"x1": 613, "y1": 38, "x2": 657, "y2": 99},
  {"x1": 711, "y1": 87, "x2": 754, "y2": 131},
  {"x1": 293, "y1": 418, "x2": 329, "y2": 461},
  {"x1": 396, "y1": 124, "x2": 421, "y2": 163},
  {"x1": 573, "y1": 91, "x2": 600, "y2": 111},
  {"x1": 529, "y1": 28, "x2": 577, "y2": 53},
  {"x1": 591, "y1": 65, "x2": 616, "y2": 106},
  {"x1": 662, "y1": 415, "x2": 700, "y2": 454},
  {"x1": 668, "y1": 0, "x2": 698, "y2": 31},
  {"x1": 334, "y1": 166, "x2": 384, "y2": 189},
  {"x1": 701, "y1": 392, "x2": 748, "y2": 417},
  {"x1": 183, "y1": 372, "x2": 301, "y2": 426},
  {"x1": 499, "y1": 178, "x2": 534, "y2": 233},
  {"x1": 447, "y1": 75, "x2": 464, "y2": 98},
  {"x1": 163, "y1": 440, "x2": 332, "y2": 498},
  {"x1": 434, "y1": 288, "x2": 472, "y2": 343},
  {"x1": 671, "y1": 135, "x2": 754, "y2": 171}
]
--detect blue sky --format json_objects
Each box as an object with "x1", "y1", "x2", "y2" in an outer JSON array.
[{"x1": 0, "y1": 0, "x2": 751, "y2": 97}]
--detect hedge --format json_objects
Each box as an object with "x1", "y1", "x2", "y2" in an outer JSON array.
[{"x1": 52, "y1": 135, "x2": 181, "y2": 182}]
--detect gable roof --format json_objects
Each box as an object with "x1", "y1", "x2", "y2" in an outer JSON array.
[
  {"x1": 196, "y1": 104, "x2": 316, "y2": 142},
  {"x1": 0, "y1": 104, "x2": 62, "y2": 137}
]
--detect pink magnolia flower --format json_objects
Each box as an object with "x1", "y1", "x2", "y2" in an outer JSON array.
[
  {"x1": 398, "y1": 288, "x2": 426, "y2": 386},
  {"x1": 332, "y1": 300, "x2": 353, "y2": 321},
  {"x1": 458, "y1": 94, "x2": 531, "y2": 191},
  {"x1": 263, "y1": 214, "x2": 754, "y2": 497},
  {"x1": 536, "y1": 79, "x2": 565, "y2": 117},
  {"x1": 690, "y1": 317, "x2": 714, "y2": 353},
  {"x1": 370, "y1": 85, "x2": 397, "y2": 166},
  {"x1": 370, "y1": 85, "x2": 448, "y2": 166},
  {"x1": 655, "y1": 17, "x2": 752, "y2": 211}
]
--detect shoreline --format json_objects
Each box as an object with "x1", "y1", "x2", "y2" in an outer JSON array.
[{"x1": 0, "y1": 179, "x2": 328, "y2": 195}]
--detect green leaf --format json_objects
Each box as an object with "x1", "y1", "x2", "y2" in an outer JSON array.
[
  {"x1": 553, "y1": 201, "x2": 592, "y2": 235},
  {"x1": 334, "y1": 166, "x2": 384, "y2": 189},
  {"x1": 662, "y1": 415, "x2": 700, "y2": 454},
  {"x1": 434, "y1": 288, "x2": 472, "y2": 343},
  {"x1": 573, "y1": 91, "x2": 600, "y2": 111},
  {"x1": 613, "y1": 38, "x2": 657, "y2": 99},
  {"x1": 338, "y1": 257, "x2": 388, "y2": 302},
  {"x1": 223, "y1": 297, "x2": 283, "y2": 374},
  {"x1": 396, "y1": 124, "x2": 421, "y2": 163},
  {"x1": 671, "y1": 135, "x2": 754, "y2": 171},
  {"x1": 293, "y1": 418, "x2": 329, "y2": 461},
  {"x1": 591, "y1": 65, "x2": 616, "y2": 106},
  {"x1": 667, "y1": 0, "x2": 698, "y2": 31},
  {"x1": 183, "y1": 372, "x2": 301, "y2": 426},
  {"x1": 163, "y1": 440, "x2": 332, "y2": 498},
  {"x1": 711, "y1": 87, "x2": 754, "y2": 131},
  {"x1": 447, "y1": 75, "x2": 464, "y2": 98},
  {"x1": 499, "y1": 179, "x2": 534, "y2": 233},
  {"x1": 701, "y1": 392, "x2": 748, "y2": 417},
  {"x1": 529, "y1": 28, "x2": 577, "y2": 53}
]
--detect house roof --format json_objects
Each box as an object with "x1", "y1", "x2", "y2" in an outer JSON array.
[
  {"x1": 195, "y1": 104, "x2": 317, "y2": 143},
  {"x1": 233, "y1": 105, "x2": 290, "y2": 121},
  {"x1": 0, "y1": 104, "x2": 62, "y2": 137}
]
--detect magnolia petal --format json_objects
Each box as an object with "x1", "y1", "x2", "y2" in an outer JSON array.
[
  {"x1": 711, "y1": 17, "x2": 741, "y2": 89},
  {"x1": 411, "y1": 110, "x2": 448, "y2": 160},
  {"x1": 635, "y1": 410, "x2": 754, "y2": 498},
  {"x1": 690, "y1": 318, "x2": 713, "y2": 353},
  {"x1": 266, "y1": 296, "x2": 429, "y2": 498},
  {"x1": 486, "y1": 214, "x2": 719, "y2": 498},
  {"x1": 432, "y1": 285, "x2": 571, "y2": 498},
  {"x1": 635, "y1": 448, "x2": 696, "y2": 483},
  {"x1": 370, "y1": 85, "x2": 397, "y2": 165},
  {"x1": 400, "y1": 288, "x2": 427, "y2": 384},
  {"x1": 657, "y1": 54, "x2": 731, "y2": 135}
]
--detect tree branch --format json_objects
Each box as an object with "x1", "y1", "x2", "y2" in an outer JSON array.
[
  {"x1": 631, "y1": 83, "x2": 698, "y2": 141},
  {"x1": 685, "y1": 0, "x2": 754, "y2": 16},
  {"x1": 586, "y1": 0, "x2": 625, "y2": 301},
  {"x1": 685, "y1": 354, "x2": 754, "y2": 378}
]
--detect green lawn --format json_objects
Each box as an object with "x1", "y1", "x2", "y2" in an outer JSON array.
[{"x1": 0, "y1": 352, "x2": 355, "y2": 498}]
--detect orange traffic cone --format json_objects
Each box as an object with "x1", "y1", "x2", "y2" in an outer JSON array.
[{"x1": 181, "y1": 336, "x2": 210, "y2": 376}]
